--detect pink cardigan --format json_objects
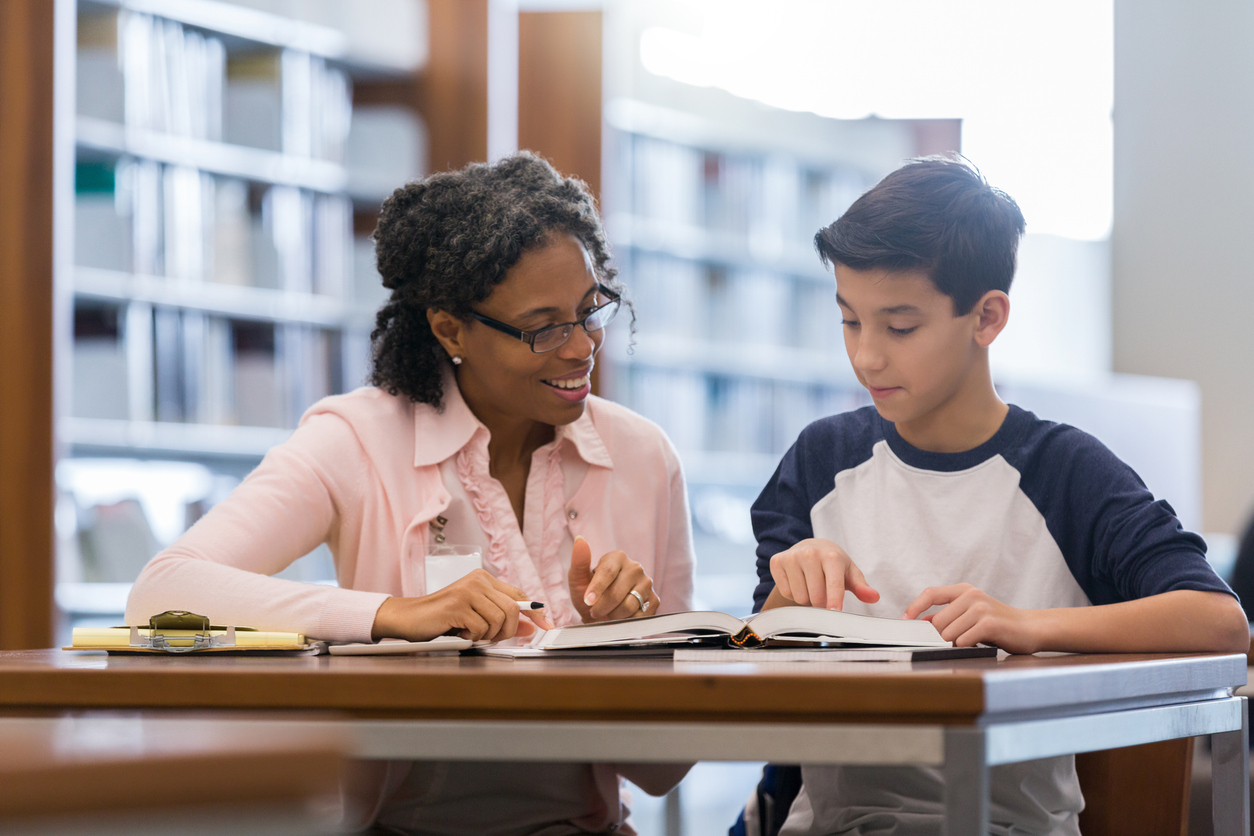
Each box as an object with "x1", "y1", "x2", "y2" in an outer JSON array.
[
  {"x1": 127, "y1": 384, "x2": 696, "y2": 640},
  {"x1": 127, "y1": 382, "x2": 697, "y2": 832}
]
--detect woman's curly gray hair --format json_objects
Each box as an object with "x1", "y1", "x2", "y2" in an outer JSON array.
[{"x1": 369, "y1": 152, "x2": 630, "y2": 408}]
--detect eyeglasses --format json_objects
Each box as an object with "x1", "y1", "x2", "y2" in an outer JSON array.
[{"x1": 468, "y1": 288, "x2": 621, "y2": 353}]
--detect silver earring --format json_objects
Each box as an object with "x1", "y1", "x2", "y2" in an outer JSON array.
[{"x1": 451, "y1": 355, "x2": 463, "y2": 365}]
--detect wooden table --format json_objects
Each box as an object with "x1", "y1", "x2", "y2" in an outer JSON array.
[
  {"x1": 0, "y1": 713, "x2": 345, "y2": 835},
  {"x1": 0, "y1": 649, "x2": 1248, "y2": 835}
]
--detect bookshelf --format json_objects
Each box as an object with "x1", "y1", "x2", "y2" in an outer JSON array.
[{"x1": 57, "y1": 0, "x2": 425, "y2": 623}]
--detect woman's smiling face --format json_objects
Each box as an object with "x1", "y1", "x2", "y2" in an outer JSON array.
[{"x1": 432, "y1": 233, "x2": 609, "y2": 429}]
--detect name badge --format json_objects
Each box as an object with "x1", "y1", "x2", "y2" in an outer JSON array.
[{"x1": 424, "y1": 543, "x2": 483, "y2": 594}]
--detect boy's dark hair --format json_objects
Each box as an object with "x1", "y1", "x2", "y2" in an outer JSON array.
[
  {"x1": 815, "y1": 156, "x2": 1026, "y2": 314},
  {"x1": 369, "y1": 151, "x2": 630, "y2": 408}
]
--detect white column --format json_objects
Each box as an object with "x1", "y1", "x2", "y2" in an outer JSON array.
[{"x1": 486, "y1": 0, "x2": 519, "y2": 161}]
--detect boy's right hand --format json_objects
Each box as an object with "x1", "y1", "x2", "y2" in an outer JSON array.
[
  {"x1": 371, "y1": 569, "x2": 555, "y2": 642},
  {"x1": 765, "y1": 538, "x2": 880, "y2": 611}
]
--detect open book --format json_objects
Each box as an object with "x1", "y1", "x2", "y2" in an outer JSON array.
[{"x1": 531, "y1": 606, "x2": 949, "y2": 650}]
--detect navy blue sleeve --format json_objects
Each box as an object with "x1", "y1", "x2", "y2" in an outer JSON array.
[
  {"x1": 749, "y1": 409, "x2": 880, "y2": 612},
  {"x1": 750, "y1": 447, "x2": 815, "y2": 613},
  {"x1": 1009, "y1": 419, "x2": 1233, "y2": 606}
]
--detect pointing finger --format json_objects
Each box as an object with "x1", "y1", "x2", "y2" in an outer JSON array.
[
  {"x1": 582, "y1": 551, "x2": 625, "y2": 608},
  {"x1": 847, "y1": 562, "x2": 879, "y2": 604}
]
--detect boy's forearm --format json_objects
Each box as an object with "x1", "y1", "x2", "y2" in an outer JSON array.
[{"x1": 1033, "y1": 590, "x2": 1249, "y2": 654}]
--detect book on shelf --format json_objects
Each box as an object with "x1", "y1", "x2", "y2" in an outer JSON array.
[
  {"x1": 75, "y1": 162, "x2": 132, "y2": 273},
  {"x1": 232, "y1": 320, "x2": 284, "y2": 428},
  {"x1": 225, "y1": 50, "x2": 351, "y2": 162},
  {"x1": 72, "y1": 336, "x2": 129, "y2": 422},
  {"x1": 279, "y1": 324, "x2": 336, "y2": 427},
  {"x1": 162, "y1": 165, "x2": 215, "y2": 282},
  {"x1": 530, "y1": 606, "x2": 950, "y2": 651},
  {"x1": 125, "y1": 301, "x2": 155, "y2": 422},
  {"x1": 152, "y1": 306, "x2": 183, "y2": 422},
  {"x1": 76, "y1": 10, "x2": 125, "y2": 124},
  {"x1": 312, "y1": 194, "x2": 353, "y2": 297},
  {"x1": 119, "y1": 11, "x2": 227, "y2": 141}
]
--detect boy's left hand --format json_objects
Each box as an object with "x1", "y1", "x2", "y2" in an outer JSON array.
[{"x1": 904, "y1": 584, "x2": 1042, "y2": 654}]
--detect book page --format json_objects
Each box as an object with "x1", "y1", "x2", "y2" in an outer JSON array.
[
  {"x1": 746, "y1": 606, "x2": 947, "y2": 647},
  {"x1": 532, "y1": 611, "x2": 749, "y2": 649}
]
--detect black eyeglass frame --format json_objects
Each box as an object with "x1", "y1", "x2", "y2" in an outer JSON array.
[{"x1": 467, "y1": 286, "x2": 621, "y2": 353}]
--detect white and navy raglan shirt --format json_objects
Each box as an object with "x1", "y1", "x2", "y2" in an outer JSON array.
[{"x1": 750, "y1": 404, "x2": 1235, "y2": 836}]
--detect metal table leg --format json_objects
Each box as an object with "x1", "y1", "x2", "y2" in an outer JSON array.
[
  {"x1": 943, "y1": 728, "x2": 989, "y2": 836},
  {"x1": 1212, "y1": 696, "x2": 1250, "y2": 836}
]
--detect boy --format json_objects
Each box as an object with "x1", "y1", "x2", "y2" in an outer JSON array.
[{"x1": 749, "y1": 157, "x2": 1248, "y2": 836}]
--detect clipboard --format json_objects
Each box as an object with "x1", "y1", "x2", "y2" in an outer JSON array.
[{"x1": 65, "y1": 611, "x2": 327, "y2": 655}]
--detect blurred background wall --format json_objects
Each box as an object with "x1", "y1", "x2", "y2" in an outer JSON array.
[{"x1": 1112, "y1": 0, "x2": 1254, "y2": 536}]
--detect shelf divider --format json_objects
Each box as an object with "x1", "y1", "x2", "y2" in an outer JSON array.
[{"x1": 76, "y1": 117, "x2": 349, "y2": 193}]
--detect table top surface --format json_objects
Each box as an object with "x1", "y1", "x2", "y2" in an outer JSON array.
[
  {"x1": 0, "y1": 649, "x2": 1244, "y2": 725},
  {"x1": 0, "y1": 715, "x2": 344, "y2": 818}
]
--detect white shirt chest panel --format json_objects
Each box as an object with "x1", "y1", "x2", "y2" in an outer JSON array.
[{"x1": 810, "y1": 440, "x2": 1091, "y2": 617}]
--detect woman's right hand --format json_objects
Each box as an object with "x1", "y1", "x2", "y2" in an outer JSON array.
[{"x1": 370, "y1": 569, "x2": 555, "y2": 642}]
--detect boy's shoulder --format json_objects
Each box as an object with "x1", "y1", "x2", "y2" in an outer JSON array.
[
  {"x1": 777, "y1": 405, "x2": 887, "y2": 485},
  {"x1": 999, "y1": 404, "x2": 1136, "y2": 484},
  {"x1": 777, "y1": 402, "x2": 1141, "y2": 494},
  {"x1": 795, "y1": 405, "x2": 885, "y2": 461}
]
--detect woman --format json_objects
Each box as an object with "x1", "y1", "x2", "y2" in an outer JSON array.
[{"x1": 126, "y1": 153, "x2": 695, "y2": 834}]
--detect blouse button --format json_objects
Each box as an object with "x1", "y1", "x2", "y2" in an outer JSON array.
[{"x1": 567, "y1": 509, "x2": 578, "y2": 520}]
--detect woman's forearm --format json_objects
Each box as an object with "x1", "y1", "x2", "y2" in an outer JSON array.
[{"x1": 128, "y1": 549, "x2": 388, "y2": 642}]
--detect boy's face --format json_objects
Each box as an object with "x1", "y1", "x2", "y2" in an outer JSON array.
[{"x1": 834, "y1": 264, "x2": 990, "y2": 428}]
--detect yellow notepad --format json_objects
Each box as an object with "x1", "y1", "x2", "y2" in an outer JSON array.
[{"x1": 70, "y1": 627, "x2": 307, "y2": 650}]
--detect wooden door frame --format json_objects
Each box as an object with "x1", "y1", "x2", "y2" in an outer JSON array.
[{"x1": 0, "y1": 0, "x2": 62, "y2": 649}]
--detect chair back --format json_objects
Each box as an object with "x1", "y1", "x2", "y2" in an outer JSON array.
[{"x1": 1075, "y1": 738, "x2": 1194, "y2": 836}]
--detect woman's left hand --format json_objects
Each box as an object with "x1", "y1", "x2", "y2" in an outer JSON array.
[{"x1": 568, "y1": 536, "x2": 660, "y2": 622}]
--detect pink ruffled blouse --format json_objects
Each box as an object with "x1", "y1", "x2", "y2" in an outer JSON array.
[{"x1": 125, "y1": 379, "x2": 697, "y2": 834}]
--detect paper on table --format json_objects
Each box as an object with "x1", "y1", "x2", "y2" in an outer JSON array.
[
  {"x1": 673, "y1": 645, "x2": 999, "y2": 663},
  {"x1": 328, "y1": 636, "x2": 479, "y2": 656}
]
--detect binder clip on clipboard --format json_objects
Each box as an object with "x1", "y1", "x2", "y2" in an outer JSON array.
[{"x1": 129, "y1": 611, "x2": 237, "y2": 653}]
